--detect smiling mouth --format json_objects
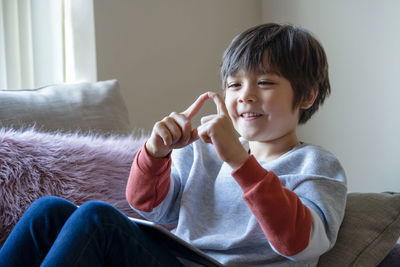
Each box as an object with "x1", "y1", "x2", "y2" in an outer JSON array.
[{"x1": 240, "y1": 112, "x2": 262, "y2": 118}]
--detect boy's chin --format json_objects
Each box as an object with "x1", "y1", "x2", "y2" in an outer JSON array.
[
  {"x1": 236, "y1": 128, "x2": 269, "y2": 142},
  {"x1": 239, "y1": 134, "x2": 260, "y2": 142}
]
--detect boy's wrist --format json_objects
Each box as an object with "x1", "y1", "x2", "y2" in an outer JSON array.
[
  {"x1": 145, "y1": 140, "x2": 171, "y2": 158},
  {"x1": 227, "y1": 151, "x2": 250, "y2": 171}
]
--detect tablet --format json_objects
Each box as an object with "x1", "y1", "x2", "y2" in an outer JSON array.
[{"x1": 129, "y1": 217, "x2": 223, "y2": 267}]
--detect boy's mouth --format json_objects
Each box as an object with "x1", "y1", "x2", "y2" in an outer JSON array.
[{"x1": 240, "y1": 112, "x2": 263, "y2": 120}]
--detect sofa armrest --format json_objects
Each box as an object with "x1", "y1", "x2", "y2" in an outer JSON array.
[{"x1": 318, "y1": 192, "x2": 400, "y2": 266}]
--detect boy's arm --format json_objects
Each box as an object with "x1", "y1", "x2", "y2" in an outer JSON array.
[
  {"x1": 232, "y1": 155, "x2": 330, "y2": 259},
  {"x1": 126, "y1": 93, "x2": 210, "y2": 212},
  {"x1": 126, "y1": 143, "x2": 172, "y2": 212}
]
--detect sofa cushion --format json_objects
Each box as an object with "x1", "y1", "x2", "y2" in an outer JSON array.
[
  {"x1": 0, "y1": 128, "x2": 147, "y2": 247},
  {"x1": 0, "y1": 79, "x2": 131, "y2": 134},
  {"x1": 318, "y1": 192, "x2": 400, "y2": 266}
]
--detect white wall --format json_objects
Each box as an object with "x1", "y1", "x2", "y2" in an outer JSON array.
[
  {"x1": 262, "y1": 0, "x2": 400, "y2": 193},
  {"x1": 93, "y1": 0, "x2": 400, "y2": 193},
  {"x1": 94, "y1": 0, "x2": 261, "y2": 130}
]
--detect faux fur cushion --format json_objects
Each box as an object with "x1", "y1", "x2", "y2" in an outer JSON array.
[{"x1": 0, "y1": 128, "x2": 147, "y2": 247}]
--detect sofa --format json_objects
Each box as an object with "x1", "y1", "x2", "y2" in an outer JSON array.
[{"x1": 0, "y1": 79, "x2": 399, "y2": 266}]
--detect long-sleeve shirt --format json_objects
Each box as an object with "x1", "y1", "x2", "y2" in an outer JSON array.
[{"x1": 126, "y1": 139, "x2": 347, "y2": 266}]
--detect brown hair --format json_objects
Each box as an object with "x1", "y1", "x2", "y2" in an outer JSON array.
[{"x1": 220, "y1": 23, "x2": 330, "y2": 124}]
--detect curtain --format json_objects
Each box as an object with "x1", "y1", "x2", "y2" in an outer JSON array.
[{"x1": 0, "y1": 0, "x2": 96, "y2": 89}]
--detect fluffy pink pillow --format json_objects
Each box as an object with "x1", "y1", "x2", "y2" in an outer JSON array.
[{"x1": 0, "y1": 128, "x2": 147, "y2": 247}]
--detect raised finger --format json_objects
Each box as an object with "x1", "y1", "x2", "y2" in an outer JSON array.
[
  {"x1": 182, "y1": 92, "x2": 210, "y2": 120},
  {"x1": 208, "y1": 92, "x2": 229, "y2": 116}
]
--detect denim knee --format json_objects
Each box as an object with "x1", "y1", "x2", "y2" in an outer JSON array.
[
  {"x1": 31, "y1": 196, "x2": 72, "y2": 209},
  {"x1": 76, "y1": 200, "x2": 122, "y2": 224},
  {"x1": 26, "y1": 196, "x2": 77, "y2": 220}
]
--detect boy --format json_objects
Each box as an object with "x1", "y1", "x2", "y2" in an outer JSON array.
[
  {"x1": 127, "y1": 23, "x2": 347, "y2": 266},
  {"x1": 0, "y1": 23, "x2": 346, "y2": 267}
]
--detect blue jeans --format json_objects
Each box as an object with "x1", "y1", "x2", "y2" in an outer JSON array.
[{"x1": 0, "y1": 196, "x2": 184, "y2": 267}]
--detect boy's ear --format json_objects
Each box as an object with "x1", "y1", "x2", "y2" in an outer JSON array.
[{"x1": 300, "y1": 88, "x2": 318, "y2": 110}]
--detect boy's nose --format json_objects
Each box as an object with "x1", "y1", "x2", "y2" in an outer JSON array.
[{"x1": 238, "y1": 85, "x2": 257, "y2": 103}]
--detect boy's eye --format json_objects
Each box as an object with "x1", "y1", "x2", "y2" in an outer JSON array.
[
  {"x1": 227, "y1": 83, "x2": 240, "y2": 89},
  {"x1": 258, "y1": 81, "x2": 274, "y2": 86}
]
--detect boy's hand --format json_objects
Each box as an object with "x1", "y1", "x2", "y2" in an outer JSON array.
[
  {"x1": 146, "y1": 93, "x2": 209, "y2": 158},
  {"x1": 198, "y1": 92, "x2": 249, "y2": 170}
]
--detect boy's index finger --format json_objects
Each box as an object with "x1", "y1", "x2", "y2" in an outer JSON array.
[
  {"x1": 209, "y1": 92, "x2": 229, "y2": 116},
  {"x1": 182, "y1": 92, "x2": 210, "y2": 120}
]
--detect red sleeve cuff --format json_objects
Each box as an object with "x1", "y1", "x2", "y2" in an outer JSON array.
[
  {"x1": 232, "y1": 155, "x2": 269, "y2": 191},
  {"x1": 126, "y1": 143, "x2": 172, "y2": 212},
  {"x1": 136, "y1": 142, "x2": 171, "y2": 176}
]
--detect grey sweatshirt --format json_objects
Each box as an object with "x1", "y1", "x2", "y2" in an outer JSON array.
[{"x1": 129, "y1": 139, "x2": 347, "y2": 266}]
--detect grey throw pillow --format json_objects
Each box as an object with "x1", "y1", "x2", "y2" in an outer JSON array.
[{"x1": 0, "y1": 79, "x2": 131, "y2": 135}]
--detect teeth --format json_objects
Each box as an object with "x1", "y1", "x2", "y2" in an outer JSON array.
[{"x1": 241, "y1": 112, "x2": 261, "y2": 118}]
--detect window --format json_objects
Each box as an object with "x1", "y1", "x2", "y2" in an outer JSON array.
[{"x1": 0, "y1": 0, "x2": 96, "y2": 89}]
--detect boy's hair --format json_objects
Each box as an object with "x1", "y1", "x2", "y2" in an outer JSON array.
[{"x1": 220, "y1": 23, "x2": 330, "y2": 124}]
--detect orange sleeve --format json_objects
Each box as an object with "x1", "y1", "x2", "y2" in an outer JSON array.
[
  {"x1": 126, "y1": 144, "x2": 172, "y2": 212},
  {"x1": 232, "y1": 155, "x2": 312, "y2": 256}
]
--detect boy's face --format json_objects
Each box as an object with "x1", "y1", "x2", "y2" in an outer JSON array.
[{"x1": 224, "y1": 69, "x2": 301, "y2": 143}]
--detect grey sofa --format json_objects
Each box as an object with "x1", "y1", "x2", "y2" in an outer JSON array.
[{"x1": 0, "y1": 80, "x2": 399, "y2": 266}]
